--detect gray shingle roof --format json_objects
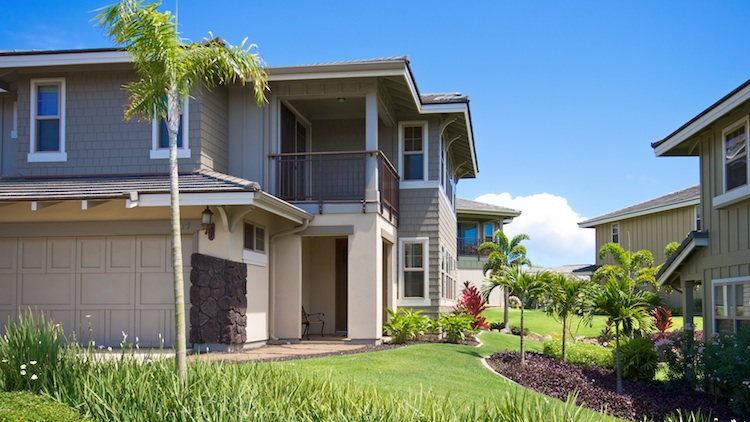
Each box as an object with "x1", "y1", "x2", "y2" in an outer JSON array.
[
  {"x1": 456, "y1": 198, "x2": 521, "y2": 217},
  {"x1": 0, "y1": 169, "x2": 260, "y2": 202},
  {"x1": 578, "y1": 185, "x2": 700, "y2": 227}
]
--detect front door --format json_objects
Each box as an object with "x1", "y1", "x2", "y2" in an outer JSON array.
[{"x1": 335, "y1": 238, "x2": 348, "y2": 333}]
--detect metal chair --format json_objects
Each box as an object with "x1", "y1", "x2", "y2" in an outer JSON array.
[{"x1": 301, "y1": 306, "x2": 325, "y2": 339}]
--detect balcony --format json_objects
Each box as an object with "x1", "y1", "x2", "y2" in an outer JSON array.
[
  {"x1": 457, "y1": 237, "x2": 494, "y2": 257},
  {"x1": 270, "y1": 150, "x2": 399, "y2": 216}
]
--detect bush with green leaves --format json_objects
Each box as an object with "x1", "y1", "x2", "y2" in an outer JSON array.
[
  {"x1": 0, "y1": 309, "x2": 64, "y2": 392},
  {"x1": 438, "y1": 312, "x2": 474, "y2": 344},
  {"x1": 619, "y1": 336, "x2": 658, "y2": 383},
  {"x1": 542, "y1": 339, "x2": 614, "y2": 368},
  {"x1": 509, "y1": 325, "x2": 529, "y2": 337},
  {"x1": 489, "y1": 321, "x2": 505, "y2": 331},
  {"x1": 383, "y1": 308, "x2": 429, "y2": 344},
  {"x1": 653, "y1": 327, "x2": 699, "y2": 388},
  {"x1": 699, "y1": 328, "x2": 750, "y2": 414}
]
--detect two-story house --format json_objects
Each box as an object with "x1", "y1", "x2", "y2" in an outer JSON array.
[
  {"x1": 653, "y1": 78, "x2": 750, "y2": 336},
  {"x1": 0, "y1": 49, "x2": 478, "y2": 349},
  {"x1": 455, "y1": 197, "x2": 520, "y2": 307},
  {"x1": 578, "y1": 186, "x2": 701, "y2": 308}
]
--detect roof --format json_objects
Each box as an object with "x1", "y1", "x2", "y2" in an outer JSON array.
[
  {"x1": 0, "y1": 169, "x2": 260, "y2": 202},
  {"x1": 578, "y1": 185, "x2": 699, "y2": 228},
  {"x1": 653, "y1": 77, "x2": 750, "y2": 156},
  {"x1": 656, "y1": 231, "x2": 709, "y2": 286},
  {"x1": 421, "y1": 93, "x2": 469, "y2": 104},
  {"x1": 571, "y1": 264, "x2": 601, "y2": 274},
  {"x1": 456, "y1": 198, "x2": 521, "y2": 219}
]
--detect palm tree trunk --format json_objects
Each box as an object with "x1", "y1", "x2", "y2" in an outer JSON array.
[
  {"x1": 615, "y1": 323, "x2": 622, "y2": 394},
  {"x1": 520, "y1": 304, "x2": 525, "y2": 364},
  {"x1": 503, "y1": 287, "x2": 509, "y2": 327},
  {"x1": 561, "y1": 315, "x2": 567, "y2": 362},
  {"x1": 168, "y1": 92, "x2": 187, "y2": 386}
]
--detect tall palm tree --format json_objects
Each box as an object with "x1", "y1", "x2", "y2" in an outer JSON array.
[
  {"x1": 592, "y1": 275, "x2": 656, "y2": 394},
  {"x1": 544, "y1": 273, "x2": 594, "y2": 362},
  {"x1": 97, "y1": 0, "x2": 268, "y2": 385},
  {"x1": 478, "y1": 231, "x2": 531, "y2": 327},
  {"x1": 492, "y1": 265, "x2": 548, "y2": 364}
]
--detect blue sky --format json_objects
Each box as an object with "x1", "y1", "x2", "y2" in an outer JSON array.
[{"x1": 3, "y1": 1, "x2": 749, "y2": 267}]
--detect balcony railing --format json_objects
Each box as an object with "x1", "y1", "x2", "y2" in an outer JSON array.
[
  {"x1": 457, "y1": 237, "x2": 495, "y2": 257},
  {"x1": 270, "y1": 150, "x2": 399, "y2": 215}
]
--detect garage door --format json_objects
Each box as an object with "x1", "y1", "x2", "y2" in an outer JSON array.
[{"x1": 0, "y1": 235, "x2": 191, "y2": 348}]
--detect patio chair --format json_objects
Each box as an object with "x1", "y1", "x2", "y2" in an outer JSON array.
[{"x1": 301, "y1": 306, "x2": 325, "y2": 339}]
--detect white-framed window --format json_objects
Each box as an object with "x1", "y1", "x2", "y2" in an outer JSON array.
[
  {"x1": 611, "y1": 223, "x2": 620, "y2": 244},
  {"x1": 28, "y1": 78, "x2": 67, "y2": 162},
  {"x1": 399, "y1": 122, "x2": 427, "y2": 181},
  {"x1": 440, "y1": 244, "x2": 456, "y2": 301},
  {"x1": 695, "y1": 206, "x2": 702, "y2": 231},
  {"x1": 712, "y1": 276, "x2": 750, "y2": 334},
  {"x1": 243, "y1": 222, "x2": 266, "y2": 266},
  {"x1": 399, "y1": 237, "x2": 429, "y2": 305},
  {"x1": 150, "y1": 98, "x2": 190, "y2": 159},
  {"x1": 724, "y1": 117, "x2": 748, "y2": 192}
]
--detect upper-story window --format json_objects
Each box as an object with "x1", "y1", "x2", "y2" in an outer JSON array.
[
  {"x1": 724, "y1": 118, "x2": 748, "y2": 192},
  {"x1": 400, "y1": 122, "x2": 427, "y2": 181},
  {"x1": 611, "y1": 223, "x2": 620, "y2": 244},
  {"x1": 485, "y1": 223, "x2": 495, "y2": 241},
  {"x1": 150, "y1": 98, "x2": 190, "y2": 159},
  {"x1": 695, "y1": 206, "x2": 702, "y2": 231},
  {"x1": 28, "y1": 78, "x2": 67, "y2": 162}
]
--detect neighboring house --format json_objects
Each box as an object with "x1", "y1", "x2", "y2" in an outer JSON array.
[
  {"x1": 455, "y1": 197, "x2": 521, "y2": 307},
  {"x1": 0, "y1": 49, "x2": 479, "y2": 349},
  {"x1": 578, "y1": 186, "x2": 701, "y2": 308},
  {"x1": 653, "y1": 78, "x2": 750, "y2": 336}
]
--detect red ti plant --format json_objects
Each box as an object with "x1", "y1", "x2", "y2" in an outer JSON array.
[
  {"x1": 651, "y1": 306, "x2": 673, "y2": 334},
  {"x1": 455, "y1": 281, "x2": 489, "y2": 329}
]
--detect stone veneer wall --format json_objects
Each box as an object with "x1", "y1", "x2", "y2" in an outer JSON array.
[{"x1": 189, "y1": 253, "x2": 248, "y2": 345}]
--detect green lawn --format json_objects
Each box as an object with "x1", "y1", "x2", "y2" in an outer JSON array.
[
  {"x1": 484, "y1": 308, "x2": 703, "y2": 337},
  {"x1": 281, "y1": 331, "x2": 623, "y2": 421}
]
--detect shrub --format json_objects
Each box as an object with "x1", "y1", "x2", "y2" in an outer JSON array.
[
  {"x1": 699, "y1": 328, "x2": 750, "y2": 415},
  {"x1": 653, "y1": 327, "x2": 700, "y2": 387},
  {"x1": 438, "y1": 312, "x2": 474, "y2": 343},
  {"x1": 509, "y1": 325, "x2": 529, "y2": 337},
  {"x1": 542, "y1": 339, "x2": 614, "y2": 368},
  {"x1": 619, "y1": 336, "x2": 658, "y2": 383},
  {"x1": 454, "y1": 281, "x2": 489, "y2": 329},
  {"x1": 0, "y1": 309, "x2": 64, "y2": 392},
  {"x1": 489, "y1": 321, "x2": 505, "y2": 331},
  {"x1": 651, "y1": 306, "x2": 673, "y2": 333},
  {"x1": 383, "y1": 308, "x2": 428, "y2": 344}
]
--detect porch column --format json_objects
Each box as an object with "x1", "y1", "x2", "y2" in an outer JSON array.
[
  {"x1": 365, "y1": 88, "x2": 379, "y2": 203},
  {"x1": 681, "y1": 280, "x2": 695, "y2": 329},
  {"x1": 273, "y1": 234, "x2": 303, "y2": 341},
  {"x1": 347, "y1": 218, "x2": 383, "y2": 343}
]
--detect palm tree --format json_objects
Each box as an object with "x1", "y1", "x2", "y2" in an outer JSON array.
[
  {"x1": 96, "y1": 0, "x2": 268, "y2": 385},
  {"x1": 478, "y1": 231, "x2": 531, "y2": 327},
  {"x1": 544, "y1": 273, "x2": 594, "y2": 362},
  {"x1": 594, "y1": 242, "x2": 658, "y2": 290},
  {"x1": 492, "y1": 265, "x2": 548, "y2": 364},
  {"x1": 592, "y1": 275, "x2": 656, "y2": 394}
]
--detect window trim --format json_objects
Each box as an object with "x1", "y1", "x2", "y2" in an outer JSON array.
[
  {"x1": 713, "y1": 116, "x2": 750, "y2": 208},
  {"x1": 28, "y1": 78, "x2": 67, "y2": 162},
  {"x1": 711, "y1": 276, "x2": 750, "y2": 334},
  {"x1": 398, "y1": 121, "x2": 428, "y2": 183},
  {"x1": 242, "y1": 221, "x2": 267, "y2": 267},
  {"x1": 611, "y1": 223, "x2": 620, "y2": 244},
  {"x1": 150, "y1": 97, "x2": 190, "y2": 159},
  {"x1": 694, "y1": 206, "x2": 702, "y2": 231},
  {"x1": 398, "y1": 237, "x2": 430, "y2": 306}
]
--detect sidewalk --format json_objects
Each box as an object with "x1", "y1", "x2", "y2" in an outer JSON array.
[{"x1": 189, "y1": 342, "x2": 367, "y2": 363}]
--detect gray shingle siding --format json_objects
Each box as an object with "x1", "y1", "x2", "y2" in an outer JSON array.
[{"x1": 197, "y1": 86, "x2": 230, "y2": 173}]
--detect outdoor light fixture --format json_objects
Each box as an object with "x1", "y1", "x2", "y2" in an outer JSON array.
[
  {"x1": 337, "y1": 97, "x2": 346, "y2": 102},
  {"x1": 201, "y1": 206, "x2": 215, "y2": 241}
]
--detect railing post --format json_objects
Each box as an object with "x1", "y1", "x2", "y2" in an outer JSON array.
[{"x1": 365, "y1": 90, "x2": 379, "y2": 205}]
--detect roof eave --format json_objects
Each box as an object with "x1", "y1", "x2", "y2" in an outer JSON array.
[
  {"x1": 578, "y1": 198, "x2": 700, "y2": 228},
  {"x1": 656, "y1": 231, "x2": 709, "y2": 286}
]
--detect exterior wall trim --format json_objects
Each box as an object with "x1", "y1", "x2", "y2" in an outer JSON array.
[{"x1": 579, "y1": 199, "x2": 700, "y2": 227}]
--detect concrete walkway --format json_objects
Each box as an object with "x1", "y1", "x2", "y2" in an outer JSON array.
[{"x1": 189, "y1": 342, "x2": 367, "y2": 363}]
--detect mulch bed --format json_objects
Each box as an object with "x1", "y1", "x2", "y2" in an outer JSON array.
[{"x1": 485, "y1": 351, "x2": 738, "y2": 421}]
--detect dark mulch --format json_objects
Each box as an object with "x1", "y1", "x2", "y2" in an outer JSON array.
[{"x1": 486, "y1": 351, "x2": 738, "y2": 421}]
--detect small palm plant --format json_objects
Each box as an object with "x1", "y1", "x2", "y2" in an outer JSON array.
[
  {"x1": 478, "y1": 232, "x2": 531, "y2": 328},
  {"x1": 544, "y1": 274, "x2": 594, "y2": 362}
]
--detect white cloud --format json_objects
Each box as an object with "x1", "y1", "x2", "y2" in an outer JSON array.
[{"x1": 473, "y1": 192, "x2": 595, "y2": 268}]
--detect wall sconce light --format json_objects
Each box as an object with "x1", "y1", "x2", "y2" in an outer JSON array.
[
  {"x1": 201, "y1": 206, "x2": 215, "y2": 241},
  {"x1": 337, "y1": 97, "x2": 346, "y2": 102}
]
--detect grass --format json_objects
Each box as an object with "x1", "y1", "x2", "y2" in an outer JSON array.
[
  {"x1": 0, "y1": 391, "x2": 88, "y2": 422},
  {"x1": 484, "y1": 308, "x2": 703, "y2": 337}
]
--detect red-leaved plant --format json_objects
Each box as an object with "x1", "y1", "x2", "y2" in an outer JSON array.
[
  {"x1": 651, "y1": 306, "x2": 673, "y2": 334},
  {"x1": 454, "y1": 281, "x2": 489, "y2": 329}
]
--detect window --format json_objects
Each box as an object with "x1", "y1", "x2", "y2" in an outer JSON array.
[
  {"x1": 28, "y1": 78, "x2": 66, "y2": 162},
  {"x1": 243, "y1": 222, "x2": 265, "y2": 252},
  {"x1": 695, "y1": 206, "x2": 702, "y2": 231},
  {"x1": 440, "y1": 245, "x2": 456, "y2": 301},
  {"x1": 724, "y1": 119, "x2": 748, "y2": 192},
  {"x1": 611, "y1": 223, "x2": 620, "y2": 244},
  {"x1": 712, "y1": 277, "x2": 750, "y2": 334},
  {"x1": 150, "y1": 98, "x2": 190, "y2": 159},
  {"x1": 401, "y1": 123, "x2": 425, "y2": 181},
  {"x1": 485, "y1": 223, "x2": 495, "y2": 242},
  {"x1": 400, "y1": 238, "x2": 428, "y2": 301}
]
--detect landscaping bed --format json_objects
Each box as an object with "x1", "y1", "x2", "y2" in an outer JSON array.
[{"x1": 485, "y1": 351, "x2": 735, "y2": 421}]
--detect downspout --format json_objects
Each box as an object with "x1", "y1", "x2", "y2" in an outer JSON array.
[{"x1": 268, "y1": 218, "x2": 310, "y2": 342}]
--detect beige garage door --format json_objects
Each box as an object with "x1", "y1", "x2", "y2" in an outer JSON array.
[{"x1": 0, "y1": 235, "x2": 191, "y2": 348}]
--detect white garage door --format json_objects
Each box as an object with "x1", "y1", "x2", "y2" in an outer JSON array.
[{"x1": 0, "y1": 235, "x2": 191, "y2": 348}]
